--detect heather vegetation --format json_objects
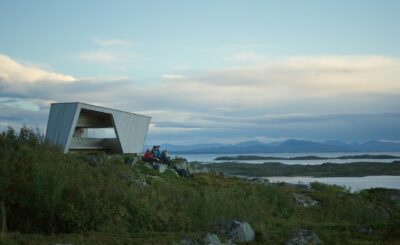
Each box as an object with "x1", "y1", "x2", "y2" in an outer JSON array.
[{"x1": 0, "y1": 127, "x2": 399, "y2": 244}]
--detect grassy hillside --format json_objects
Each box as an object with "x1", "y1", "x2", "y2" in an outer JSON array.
[{"x1": 0, "y1": 127, "x2": 399, "y2": 244}]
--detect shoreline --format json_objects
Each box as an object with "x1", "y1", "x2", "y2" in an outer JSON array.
[{"x1": 200, "y1": 160, "x2": 400, "y2": 178}]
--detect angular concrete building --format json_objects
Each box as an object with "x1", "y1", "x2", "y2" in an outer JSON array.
[{"x1": 45, "y1": 102, "x2": 151, "y2": 153}]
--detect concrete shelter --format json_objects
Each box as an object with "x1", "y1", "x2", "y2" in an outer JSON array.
[{"x1": 45, "y1": 102, "x2": 151, "y2": 153}]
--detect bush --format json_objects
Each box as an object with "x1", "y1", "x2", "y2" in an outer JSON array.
[{"x1": 0, "y1": 127, "x2": 133, "y2": 233}]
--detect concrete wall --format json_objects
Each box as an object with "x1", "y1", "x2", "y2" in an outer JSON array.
[{"x1": 45, "y1": 103, "x2": 80, "y2": 153}]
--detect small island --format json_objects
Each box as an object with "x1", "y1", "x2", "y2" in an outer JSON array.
[{"x1": 203, "y1": 161, "x2": 400, "y2": 177}]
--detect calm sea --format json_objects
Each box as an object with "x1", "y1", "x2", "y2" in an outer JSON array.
[
  {"x1": 174, "y1": 152, "x2": 400, "y2": 191},
  {"x1": 267, "y1": 176, "x2": 400, "y2": 192}
]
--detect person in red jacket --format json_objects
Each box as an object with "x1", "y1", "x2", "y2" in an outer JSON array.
[{"x1": 143, "y1": 148, "x2": 156, "y2": 162}]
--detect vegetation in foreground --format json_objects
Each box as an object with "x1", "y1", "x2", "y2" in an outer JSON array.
[
  {"x1": 0, "y1": 127, "x2": 400, "y2": 244},
  {"x1": 203, "y1": 161, "x2": 400, "y2": 177}
]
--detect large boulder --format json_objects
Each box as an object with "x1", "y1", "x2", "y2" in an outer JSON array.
[
  {"x1": 221, "y1": 220, "x2": 255, "y2": 243},
  {"x1": 285, "y1": 229, "x2": 322, "y2": 245},
  {"x1": 293, "y1": 193, "x2": 319, "y2": 208},
  {"x1": 173, "y1": 158, "x2": 194, "y2": 173},
  {"x1": 171, "y1": 158, "x2": 195, "y2": 177}
]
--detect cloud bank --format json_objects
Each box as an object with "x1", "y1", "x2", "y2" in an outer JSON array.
[
  {"x1": 1, "y1": 53, "x2": 400, "y2": 144},
  {"x1": 0, "y1": 54, "x2": 75, "y2": 83}
]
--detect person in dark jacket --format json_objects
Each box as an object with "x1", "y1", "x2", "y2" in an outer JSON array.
[
  {"x1": 152, "y1": 145, "x2": 162, "y2": 160},
  {"x1": 161, "y1": 150, "x2": 171, "y2": 165}
]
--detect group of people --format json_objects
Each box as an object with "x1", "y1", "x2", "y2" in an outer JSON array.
[
  {"x1": 142, "y1": 145, "x2": 192, "y2": 177},
  {"x1": 143, "y1": 145, "x2": 170, "y2": 164}
]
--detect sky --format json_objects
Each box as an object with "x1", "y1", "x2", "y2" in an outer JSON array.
[{"x1": 1, "y1": 0, "x2": 400, "y2": 145}]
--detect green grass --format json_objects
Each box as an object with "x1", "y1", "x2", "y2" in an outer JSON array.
[{"x1": 1, "y1": 127, "x2": 400, "y2": 244}]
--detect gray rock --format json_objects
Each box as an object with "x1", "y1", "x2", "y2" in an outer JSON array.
[
  {"x1": 157, "y1": 164, "x2": 168, "y2": 173},
  {"x1": 133, "y1": 177, "x2": 148, "y2": 187},
  {"x1": 285, "y1": 229, "x2": 322, "y2": 245},
  {"x1": 223, "y1": 220, "x2": 255, "y2": 243},
  {"x1": 143, "y1": 162, "x2": 168, "y2": 173},
  {"x1": 293, "y1": 193, "x2": 319, "y2": 208},
  {"x1": 119, "y1": 172, "x2": 147, "y2": 187},
  {"x1": 203, "y1": 233, "x2": 221, "y2": 245},
  {"x1": 180, "y1": 237, "x2": 199, "y2": 245},
  {"x1": 174, "y1": 158, "x2": 193, "y2": 173}
]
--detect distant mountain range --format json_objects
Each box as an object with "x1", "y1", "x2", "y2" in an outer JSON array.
[{"x1": 146, "y1": 139, "x2": 400, "y2": 154}]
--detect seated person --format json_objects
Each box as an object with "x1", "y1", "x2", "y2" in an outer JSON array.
[
  {"x1": 143, "y1": 148, "x2": 156, "y2": 162},
  {"x1": 161, "y1": 150, "x2": 171, "y2": 164},
  {"x1": 152, "y1": 145, "x2": 162, "y2": 161}
]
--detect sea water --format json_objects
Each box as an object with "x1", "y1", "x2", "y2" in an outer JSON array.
[
  {"x1": 176, "y1": 152, "x2": 400, "y2": 165},
  {"x1": 174, "y1": 152, "x2": 400, "y2": 190},
  {"x1": 267, "y1": 175, "x2": 400, "y2": 192}
]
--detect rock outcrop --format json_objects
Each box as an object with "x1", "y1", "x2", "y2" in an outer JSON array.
[
  {"x1": 293, "y1": 193, "x2": 319, "y2": 208},
  {"x1": 217, "y1": 220, "x2": 255, "y2": 243},
  {"x1": 285, "y1": 229, "x2": 322, "y2": 245}
]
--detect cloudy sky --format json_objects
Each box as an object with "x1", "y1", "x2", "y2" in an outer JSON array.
[{"x1": 1, "y1": 0, "x2": 400, "y2": 145}]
